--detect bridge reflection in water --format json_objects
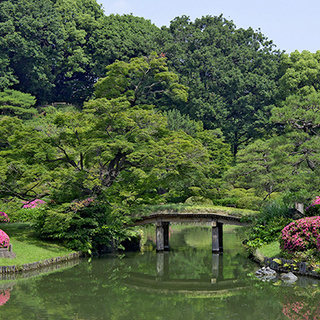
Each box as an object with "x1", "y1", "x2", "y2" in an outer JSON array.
[{"x1": 125, "y1": 252, "x2": 246, "y2": 293}]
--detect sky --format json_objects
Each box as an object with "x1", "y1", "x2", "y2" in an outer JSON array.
[{"x1": 98, "y1": 0, "x2": 320, "y2": 54}]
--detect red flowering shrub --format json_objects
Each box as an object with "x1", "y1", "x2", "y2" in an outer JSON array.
[
  {"x1": 0, "y1": 212, "x2": 9, "y2": 223},
  {"x1": 280, "y1": 216, "x2": 320, "y2": 253},
  {"x1": 22, "y1": 199, "x2": 46, "y2": 209},
  {"x1": 0, "y1": 230, "x2": 10, "y2": 248}
]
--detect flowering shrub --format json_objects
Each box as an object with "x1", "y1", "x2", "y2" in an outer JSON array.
[
  {"x1": 280, "y1": 216, "x2": 320, "y2": 253},
  {"x1": 0, "y1": 230, "x2": 10, "y2": 248},
  {"x1": 313, "y1": 197, "x2": 320, "y2": 205},
  {"x1": 22, "y1": 199, "x2": 46, "y2": 209},
  {"x1": 0, "y1": 212, "x2": 9, "y2": 223},
  {"x1": 0, "y1": 290, "x2": 10, "y2": 306}
]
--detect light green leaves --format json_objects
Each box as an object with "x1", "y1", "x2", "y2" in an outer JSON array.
[{"x1": 94, "y1": 53, "x2": 188, "y2": 107}]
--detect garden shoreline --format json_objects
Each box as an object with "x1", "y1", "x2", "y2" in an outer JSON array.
[
  {"x1": 0, "y1": 251, "x2": 83, "y2": 275},
  {"x1": 251, "y1": 250, "x2": 320, "y2": 279}
]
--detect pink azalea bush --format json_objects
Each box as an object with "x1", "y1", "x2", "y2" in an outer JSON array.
[
  {"x1": 280, "y1": 216, "x2": 320, "y2": 253},
  {"x1": 22, "y1": 199, "x2": 46, "y2": 209},
  {"x1": 314, "y1": 197, "x2": 320, "y2": 205},
  {"x1": 0, "y1": 290, "x2": 10, "y2": 306},
  {"x1": 0, "y1": 230, "x2": 10, "y2": 248},
  {"x1": 0, "y1": 212, "x2": 9, "y2": 223}
]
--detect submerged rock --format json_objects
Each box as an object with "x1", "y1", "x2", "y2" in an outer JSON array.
[{"x1": 255, "y1": 266, "x2": 277, "y2": 281}]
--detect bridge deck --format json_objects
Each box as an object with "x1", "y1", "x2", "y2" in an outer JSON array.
[{"x1": 132, "y1": 212, "x2": 246, "y2": 226}]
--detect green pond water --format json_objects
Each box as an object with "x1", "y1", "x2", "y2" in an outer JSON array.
[{"x1": 0, "y1": 225, "x2": 320, "y2": 320}]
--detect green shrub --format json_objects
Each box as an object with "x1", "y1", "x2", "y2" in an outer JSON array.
[
  {"x1": 227, "y1": 188, "x2": 253, "y2": 198},
  {"x1": 236, "y1": 196, "x2": 262, "y2": 211},
  {"x1": 213, "y1": 197, "x2": 239, "y2": 206},
  {"x1": 244, "y1": 198, "x2": 293, "y2": 249},
  {"x1": 246, "y1": 217, "x2": 291, "y2": 249},
  {"x1": 258, "y1": 198, "x2": 291, "y2": 224},
  {"x1": 9, "y1": 206, "x2": 46, "y2": 223},
  {"x1": 185, "y1": 196, "x2": 213, "y2": 206},
  {"x1": 34, "y1": 201, "x2": 132, "y2": 253},
  {"x1": 305, "y1": 204, "x2": 320, "y2": 217}
]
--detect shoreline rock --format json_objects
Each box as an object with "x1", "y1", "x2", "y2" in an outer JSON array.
[{"x1": 250, "y1": 248, "x2": 320, "y2": 280}]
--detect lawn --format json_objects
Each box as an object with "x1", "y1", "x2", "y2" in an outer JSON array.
[
  {"x1": 256, "y1": 241, "x2": 281, "y2": 259},
  {"x1": 0, "y1": 223, "x2": 76, "y2": 267}
]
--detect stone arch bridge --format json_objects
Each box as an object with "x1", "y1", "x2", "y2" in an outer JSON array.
[{"x1": 132, "y1": 212, "x2": 249, "y2": 253}]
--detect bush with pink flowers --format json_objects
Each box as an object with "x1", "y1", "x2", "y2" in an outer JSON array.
[
  {"x1": 0, "y1": 230, "x2": 10, "y2": 248},
  {"x1": 0, "y1": 289, "x2": 10, "y2": 306},
  {"x1": 280, "y1": 216, "x2": 320, "y2": 253},
  {"x1": 22, "y1": 199, "x2": 46, "y2": 209},
  {"x1": 0, "y1": 212, "x2": 9, "y2": 223}
]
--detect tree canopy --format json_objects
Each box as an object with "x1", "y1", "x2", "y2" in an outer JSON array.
[
  {"x1": 0, "y1": 55, "x2": 231, "y2": 206},
  {"x1": 161, "y1": 15, "x2": 284, "y2": 155},
  {"x1": 227, "y1": 92, "x2": 320, "y2": 201},
  {"x1": 0, "y1": 0, "x2": 161, "y2": 105},
  {"x1": 94, "y1": 53, "x2": 188, "y2": 107}
]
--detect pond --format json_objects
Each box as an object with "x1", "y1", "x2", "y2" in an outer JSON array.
[{"x1": 0, "y1": 225, "x2": 320, "y2": 320}]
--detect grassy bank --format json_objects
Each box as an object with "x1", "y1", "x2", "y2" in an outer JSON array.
[
  {"x1": 256, "y1": 241, "x2": 281, "y2": 259},
  {"x1": 0, "y1": 223, "x2": 76, "y2": 267}
]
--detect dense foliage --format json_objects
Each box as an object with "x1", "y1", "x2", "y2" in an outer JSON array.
[
  {"x1": 161, "y1": 15, "x2": 283, "y2": 155},
  {"x1": 0, "y1": 0, "x2": 160, "y2": 105}
]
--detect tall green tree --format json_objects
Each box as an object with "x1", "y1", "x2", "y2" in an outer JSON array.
[
  {"x1": 0, "y1": 116, "x2": 49, "y2": 200},
  {"x1": 161, "y1": 15, "x2": 283, "y2": 155},
  {"x1": 0, "y1": 0, "x2": 162, "y2": 105},
  {"x1": 278, "y1": 50, "x2": 320, "y2": 99},
  {"x1": 226, "y1": 92, "x2": 320, "y2": 200},
  {"x1": 0, "y1": 89, "x2": 37, "y2": 118},
  {"x1": 51, "y1": 9, "x2": 162, "y2": 104},
  {"x1": 91, "y1": 14, "x2": 161, "y2": 70},
  {"x1": 94, "y1": 53, "x2": 188, "y2": 108},
  {"x1": 51, "y1": 0, "x2": 107, "y2": 104},
  {"x1": 0, "y1": 0, "x2": 65, "y2": 103}
]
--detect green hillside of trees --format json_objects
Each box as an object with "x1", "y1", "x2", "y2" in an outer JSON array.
[{"x1": 1, "y1": 0, "x2": 320, "y2": 252}]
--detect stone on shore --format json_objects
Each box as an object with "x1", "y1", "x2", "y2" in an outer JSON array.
[{"x1": 281, "y1": 272, "x2": 298, "y2": 283}]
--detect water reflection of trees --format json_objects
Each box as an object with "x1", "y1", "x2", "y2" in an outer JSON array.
[
  {"x1": 1, "y1": 226, "x2": 320, "y2": 319},
  {"x1": 5, "y1": 262, "x2": 320, "y2": 320},
  {"x1": 281, "y1": 287, "x2": 320, "y2": 320}
]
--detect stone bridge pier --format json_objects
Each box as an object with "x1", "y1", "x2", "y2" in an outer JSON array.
[{"x1": 155, "y1": 220, "x2": 223, "y2": 253}]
